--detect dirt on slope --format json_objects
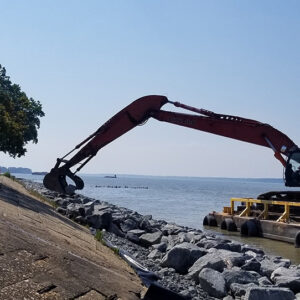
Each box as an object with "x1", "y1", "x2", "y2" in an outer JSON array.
[{"x1": 0, "y1": 176, "x2": 145, "y2": 300}]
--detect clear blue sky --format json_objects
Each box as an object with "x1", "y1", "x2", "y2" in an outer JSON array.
[{"x1": 1, "y1": 1, "x2": 299, "y2": 178}]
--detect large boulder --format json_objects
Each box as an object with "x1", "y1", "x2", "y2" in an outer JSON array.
[
  {"x1": 227, "y1": 242, "x2": 242, "y2": 253},
  {"x1": 161, "y1": 242, "x2": 206, "y2": 274},
  {"x1": 148, "y1": 249, "x2": 162, "y2": 260},
  {"x1": 188, "y1": 252, "x2": 226, "y2": 282},
  {"x1": 209, "y1": 248, "x2": 247, "y2": 268},
  {"x1": 93, "y1": 204, "x2": 112, "y2": 213},
  {"x1": 198, "y1": 268, "x2": 227, "y2": 298},
  {"x1": 241, "y1": 245, "x2": 265, "y2": 255},
  {"x1": 140, "y1": 231, "x2": 162, "y2": 247},
  {"x1": 54, "y1": 197, "x2": 69, "y2": 208},
  {"x1": 241, "y1": 258, "x2": 261, "y2": 273},
  {"x1": 127, "y1": 229, "x2": 146, "y2": 236},
  {"x1": 86, "y1": 211, "x2": 112, "y2": 230},
  {"x1": 274, "y1": 276, "x2": 300, "y2": 293},
  {"x1": 271, "y1": 266, "x2": 300, "y2": 281},
  {"x1": 66, "y1": 203, "x2": 84, "y2": 219},
  {"x1": 120, "y1": 218, "x2": 139, "y2": 232},
  {"x1": 126, "y1": 232, "x2": 140, "y2": 244},
  {"x1": 83, "y1": 201, "x2": 94, "y2": 216},
  {"x1": 153, "y1": 242, "x2": 168, "y2": 253},
  {"x1": 260, "y1": 257, "x2": 291, "y2": 278},
  {"x1": 258, "y1": 276, "x2": 272, "y2": 286},
  {"x1": 222, "y1": 268, "x2": 259, "y2": 288},
  {"x1": 162, "y1": 223, "x2": 186, "y2": 235},
  {"x1": 271, "y1": 268, "x2": 300, "y2": 293},
  {"x1": 244, "y1": 287, "x2": 295, "y2": 300},
  {"x1": 139, "y1": 215, "x2": 153, "y2": 232},
  {"x1": 230, "y1": 283, "x2": 258, "y2": 298}
]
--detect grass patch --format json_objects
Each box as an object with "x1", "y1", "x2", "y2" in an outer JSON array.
[
  {"x1": 112, "y1": 247, "x2": 120, "y2": 256},
  {"x1": 1, "y1": 172, "x2": 15, "y2": 180},
  {"x1": 95, "y1": 229, "x2": 105, "y2": 244},
  {"x1": 94, "y1": 229, "x2": 120, "y2": 256}
]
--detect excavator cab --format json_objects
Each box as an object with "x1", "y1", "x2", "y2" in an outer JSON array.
[{"x1": 285, "y1": 150, "x2": 300, "y2": 187}]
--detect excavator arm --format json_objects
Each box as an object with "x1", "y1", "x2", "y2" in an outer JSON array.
[{"x1": 44, "y1": 95, "x2": 300, "y2": 194}]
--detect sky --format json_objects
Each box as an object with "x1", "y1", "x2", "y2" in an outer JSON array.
[{"x1": 0, "y1": 1, "x2": 299, "y2": 178}]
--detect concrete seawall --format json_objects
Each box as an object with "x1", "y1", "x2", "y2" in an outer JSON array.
[{"x1": 0, "y1": 176, "x2": 144, "y2": 300}]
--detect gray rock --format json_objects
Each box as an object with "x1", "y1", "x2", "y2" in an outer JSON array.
[
  {"x1": 245, "y1": 250, "x2": 259, "y2": 259},
  {"x1": 244, "y1": 286, "x2": 295, "y2": 300},
  {"x1": 190, "y1": 234, "x2": 205, "y2": 244},
  {"x1": 163, "y1": 234, "x2": 184, "y2": 250},
  {"x1": 296, "y1": 292, "x2": 300, "y2": 300},
  {"x1": 56, "y1": 207, "x2": 67, "y2": 215},
  {"x1": 149, "y1": 219, "x2": 163, "y2": 230},
  {"x1": 108, "y1": 223, "x2": 125, "y2": 237},
  {"x1": 111, "y1": 212, "x2": 126, "y2": 225},
  {"x1": 241, "y1": 245, "x2": 264, "y2": 255},
  {"x1": 188, "y1": 252, "x2": 226, "y2": 283},
  {"x1": 153, "y1": 242, "x2": 168, "y2": 252},
  {"x1": 177, "y1": 232, "x2": 197, "y2": 244},
  {"x1": 81, "y1": 197, "x2": 93, "y2": 204},
  {"x1": 178, "y1": 289, "x2": 193, "y2": 298},
  {"x1": 227, "y1": 242, "x2": 242, "y2": 253},
  {"x1": 274, "y1": 276, "x2": 300, "y2": 293},
  {"x1": 162, "y1": 223, "x2": 185, "y2": 235},
  {"x1": 208, "y1": 248, "x2": 247, "y2": 268},
  {"x1": 139, "y1": 218, "x2": 152, "y2": 232},
  {"x1": 222, "y1": 268, "x2": 259, "y2": 288},
  {"x1": 260, "y1": 257, "x2": 291, "y2": 278},
  {"x1": 68, "y1": 198, "x2": 82, "y2": 204},
  {"x1": 258, "y1": 276, "x2": 272, "y2": 286},
  {"x1": 125, "y1": 232, "x2": 140, "y2": 244},
  {"x1": 127, "y1": 229, "x2": 146, "y2": 236},
  {"x1": 222, "y1": 296, "x2": 234, "y2": 300},
  {"x1": 157, "y1": 267, "x2": 176, "y2": 277},
  {"x1": 148, "y1": 249, "x2": 162, "y2": 259},
  {"x1": 93, "y1": 204, "x2": 111, "y2": 213},
  {"x1": 271, "y1": 266, "x2": 300, "y2": 281},
  {"x1": 86, "y1": 211, "x2": 112, "y2": 230},
  {"x1": 120, "y1": 218, "x2": 138, "y2": 232},
  {"x1": 241, "y1": 258, "x2": 261, "y2": 273},
  {"x1": 66, "y1": 203, "x2": 84, "y2": 218},
  {"x1": 74, "y1": 215, "x2": 86, "y2": 225},
  {"x1": 83, "y1": 202, "x2": 94, "y2": 216},
  {"x1": 198, "y1": 268, "x2": 227, "y2": 298},
  {"x1": 230, "y1": 283, "x2": 258, "y2": 297},
  {"x1": 54, "y1": 198, "x2": 69, "y2": 208},
  {"x1": 140, "y1": 231, "x2": 162, "y2": 247},
  {"x1": 161, "y1": 242, "x2": 206, "y2": 274}
]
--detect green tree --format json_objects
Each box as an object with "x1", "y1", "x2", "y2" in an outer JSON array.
[{"x1": 0, "y1": 65, "x2": 45, "y2": 157}]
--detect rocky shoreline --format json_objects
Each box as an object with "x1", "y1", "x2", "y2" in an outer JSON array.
[{"x1": 22, "y1": 179, "x2": 300, "y2": 300}]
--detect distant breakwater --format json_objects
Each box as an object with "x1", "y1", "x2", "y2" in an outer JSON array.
[
  {"x1": 21, "y1": 179, "x2": 300, "y2": 300},
  {"x1": 95, "y1": 185, "x2": 149, "y2": 189}
]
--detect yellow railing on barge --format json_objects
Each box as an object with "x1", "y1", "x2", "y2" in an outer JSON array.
[{"x1": 225, "y1": 198, "x2": 300, "y2": 223}]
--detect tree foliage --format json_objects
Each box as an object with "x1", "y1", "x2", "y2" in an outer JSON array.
[{"x1": 0, "y1": 65, "x2": 45, "y2": 157}]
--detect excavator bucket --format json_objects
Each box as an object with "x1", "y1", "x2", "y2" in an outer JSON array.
[{"x1": 43, "y1": 167, "x2": 84, "y2": 194}]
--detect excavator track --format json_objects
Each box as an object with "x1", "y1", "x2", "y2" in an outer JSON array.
[{"x1": 258, "y1": 191, "x2": 300, "y2": 202}]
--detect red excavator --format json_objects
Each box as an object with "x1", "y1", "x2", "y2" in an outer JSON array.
[{"x1": 44, "y1": 95, "x2": 300, "y2": 198}]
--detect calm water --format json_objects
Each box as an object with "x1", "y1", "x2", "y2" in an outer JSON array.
[{"x1": 15, "y1": 173, "x2": 300, "y2": 263}]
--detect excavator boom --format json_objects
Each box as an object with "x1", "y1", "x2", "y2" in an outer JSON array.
[{"x1": 44, "y1": 95, "x2": 300, "y2": 194}]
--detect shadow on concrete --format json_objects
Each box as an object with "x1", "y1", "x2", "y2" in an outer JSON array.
[{"x1": 0, "y1": 183, "x2": 85, "y2": 232}]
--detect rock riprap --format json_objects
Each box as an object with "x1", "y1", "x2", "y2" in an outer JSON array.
[{"x1": 21, "y1": 179, "x2": 300, "y2": 300}]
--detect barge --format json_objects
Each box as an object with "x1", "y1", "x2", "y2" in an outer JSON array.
[{"x1": 204, "y1": 194, "x2": 300, "y2": 248}]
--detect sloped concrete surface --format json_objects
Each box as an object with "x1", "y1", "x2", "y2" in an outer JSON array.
[{"x1": 0, "y1": 176, "x2": 144, "y2": 300}]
